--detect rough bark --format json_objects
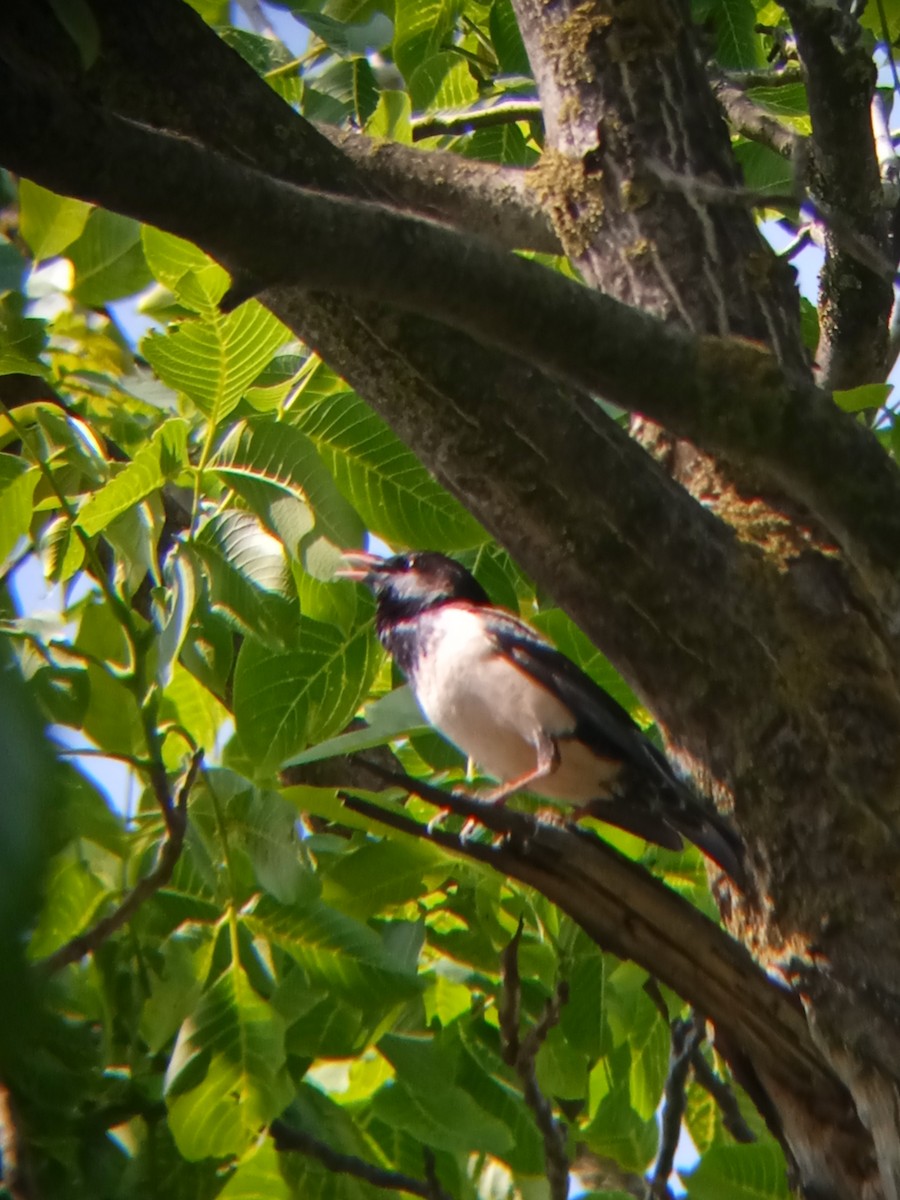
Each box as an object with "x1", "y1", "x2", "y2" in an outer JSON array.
[
  {"x1": 511, "y1": 0, "x2": 806, "y2": 375},
  {"x1": 3, "y1": 2, "x2": 900, "y2": 1196},
  {"x1": 779, "y1": 0, "x2": 895, "y2": 389}
]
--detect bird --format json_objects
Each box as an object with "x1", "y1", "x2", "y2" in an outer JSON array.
[{"x1": 338, "y1": 548, "x2": 744, "y2": 885}]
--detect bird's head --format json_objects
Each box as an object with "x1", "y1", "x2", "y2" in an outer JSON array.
[{"x1": 337, "y1": 550, "x2": 489, "y2": 620}]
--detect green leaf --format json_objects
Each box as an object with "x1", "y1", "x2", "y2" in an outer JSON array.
[
  {"x1": 353, "y1": 56, "x2": 381, "y2": 126},
  {"x1": 321, "y1": 837, "x2": 448, "y2": 918},
  {"x1": 77, "y1": 417, "x2": 188, "y2": 536},
  {"x1": 0, "y1": 293, "x2": 48, "y2": 376},
  {"x1": 47, "y1": 0, "x2": 101, "y2": 69},
  {"x1": 283, "y1": 684, "x2": 426, "y2": 768},
  {"x1": 293, "y1": 391, "x2": 484, "y2": 550},
  {"x1": 0, "y1": 239, "x2": 25, "y2": 296},
  {"x1": 627, "y1": 990, "x2": 669, "y2": 1119},
  {"x1": 701, "y1": 0, "x2": 765, "y2": 68},
  {"x1": 217, "y1": 1140, "x2": 292, "y2": 1200},
  {"x1": 833, "y1": 382, "x2": 892, "y2": 413},
  {"x1": 732, "y1": 140, "x2": 793, "y2": 197},
  {"x1": 143, "y1": 303, "x2": 289, "y2": 424},
  {"x1": 211, "y1": 418, "x2": 357, "y2": 555},
  {"x1": 409, "y1": 53, "x2": 478, "y2": 111},
  {"x1": 17, "y1": 180, "x2": 92, "y2": 263},
  {"x1": 233, "y1": 617, "x2": 380, "y2": 771},
  {"x1": 295, "y1": 10, "x2": 393, "y2": 54},
  {"x1": 140, "y1": 927, "x2": 212, "y2": 1054},
  {"x1": 490, "y1": 0, "x2": 530, "y2": 75},
  {"x1": 157, "y1": 548, "x2": 199, "y2": 689},
  {"x1": 684, "y1": 1143, "x2": 790, "y2": 1200},
  {"x1": 160, "y1": 662, "x2": 230, "y2": 764},
  {"x1": 205, "y1": 769, "x2": 310, "y2": 905},
  {"x1": 142, "y1": 227, "x2": 230, "y2": 314},
  {"x1": 584, "y1": 1076, "x2": 658, "y2": 1172},
  {"x1": 28, "y1": 854, "x2": 106, "y2": 960},
  {"x1": 38, "y1": 514, "x2": 85, "y2": 583},
  {"x1": 0, "y1": 644, "x2": 55, "y2": 1053},
  {"x1": 166, "y1": 964, "x2": 291, "y2": 1160},
  {"x1": 68, "y1": 209, "x2": 154, "y2": 306},
  {"x1": 246, "y1": 894, "x2": 421, "y2": 1007},
  {"x1": 462, "y1": 121, "x2": 534, "y2": 166},
  {"x1": 0, "y1": 454, "x2": 38, "y2": 563},
  {"x1": 192, "y1": 510, "x2": 299, "y2": 648},
  {"x1": 394, "y1": 0, "x2": 458, "y2": 82},
  {"x1": 376, "y1": 1034, "x2": 515, "y2": 1156},
  {"x1": 367, "y1": 89, "x2": 413, "y2": 141}
]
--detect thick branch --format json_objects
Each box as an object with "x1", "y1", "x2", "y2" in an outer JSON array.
[
  {"x1": 337, "y1": 782, "x2": 869, "y2": 1174},
  {"x1": 780, "y1": 0, "x2": 894, "y2": 388},
  {"x1": 2, "y1": 70, "x2": 900, "y2": 611},
  {"x1": 320, "y1": 125, "x2": 561, "y2": 254}
]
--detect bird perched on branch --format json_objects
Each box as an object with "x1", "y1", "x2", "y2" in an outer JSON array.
[{"x1": 338, "y1": 549, "x2": 744, "y2": 885}]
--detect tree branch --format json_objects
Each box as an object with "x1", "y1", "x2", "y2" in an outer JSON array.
[
  {"x1": 411, "y1": 98, "x2": 542, "y2": 141},
  {"x1": 690, "y1": 1042, "x2": 756, "y2": 1145},
  {"x1": 40, "y1": 750, "x2": 202, "y2": 974},
  {"x1": 2, "y1": 67, "x2": 900, "y2": 611},
  {"x1": 319, "y1": 124, "x2": 560, "y2": 254},
  {"x1": 335, "y1": 767, "x2": 814, "y2": 1088},
  {"x1": 651, "y1": 1015, "x2": 703, "y2": 1198},
  {"x1": 780, "y1": 0, "x2": 894, "y2": 389},
  {"x1": 270, "y1": 1120, "x2": 453, "y2": 1200},
  {"x1": 710, "y1": 70, "x2": 801, "y2": 159},
  {"x1": 338, "y1": 773, "x2": 884, "y2": 1196}
]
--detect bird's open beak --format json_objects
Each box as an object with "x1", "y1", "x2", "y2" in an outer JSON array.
[{"x1": 334, "y1": 549, "x2": 384, "y2": 582}]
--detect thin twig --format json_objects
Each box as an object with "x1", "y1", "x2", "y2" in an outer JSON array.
[
  {"x1": 690, "y1": 1044, "x2": 756, "y2": 1144},
  {"x1": 270, "y1": 1120, "x2": 453, "y2": 1200},
  {"x1": 40, "y1": 749, "x2": 203, "y2": 974},
  {"x1": 650, "y1": 1015, "x2": 703, "y2": 1197},
  {"x1": 500, "y1": 923, "x2": 570, "y2": 1200},
  {"x1": 412, "y1": 99, "x2": 542, "y2": 141},
  {"x1": 710, "y1": 70, "x2": 800, "y2": 159},
  {"x1": 719, "y1": 66, "x2": 804, "y2": 89},
  {"x1": 643, "y1": 159, "x2": 798, "y2": 211}
]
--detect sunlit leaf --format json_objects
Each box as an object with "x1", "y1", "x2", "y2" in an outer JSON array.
[
  {"x1": 292, "y1": 391, "x2": 484, "y2": 550},
  {"x1": 233, "y1": 617, "x2": 380, "y2": 770},
  {"x1": 18, "y1": 180, "x2": 92, "y2": 263},
  {"x1": 166, "y1": 963, "x2": 291, "y2": 1160},
  {"x1": 144, "y1": 304, "x2": 289, "y2": 424},
  {"x1": 68, "y1": 209, "x2": 154, "y2": 306}
]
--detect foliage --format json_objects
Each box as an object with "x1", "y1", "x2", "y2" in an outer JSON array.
[{"x1": 0, "y1": 0, "x2": 885, "y2": 1197}]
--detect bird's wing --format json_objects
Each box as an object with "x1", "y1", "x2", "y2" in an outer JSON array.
[
  {"x1": 480, "y1": 607, "x2": 746, "y2": 885},
  {"x1": 481, "y1": 608, "x2": 673, "y2": 784}
]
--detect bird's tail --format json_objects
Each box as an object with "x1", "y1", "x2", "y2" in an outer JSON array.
[
  {"x1": 670, "y1": 803, "x2": 746, "y2": 890},
  {"x1": 586, "y1": 783, "x2": 746, "y2": 889}
]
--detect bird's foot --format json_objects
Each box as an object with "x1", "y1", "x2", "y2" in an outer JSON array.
[
  {"x1": 534, "y1": 806, "x2": 570, "y2": 828},
  {"x1": 426, "y1": 808, "x2": 452, "y2": 835},
  {"x1": 460, "y1": 781, "x2": 512, "y2": 805}
]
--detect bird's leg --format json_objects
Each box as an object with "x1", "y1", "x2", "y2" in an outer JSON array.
[{"x1": 477, "y1": 733, "x2": 560, "y2": 805}]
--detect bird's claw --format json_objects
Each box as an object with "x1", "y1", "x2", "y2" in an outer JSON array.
[{"x1": 426, "y1": 808, "x2": 452, "y2": 835}]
